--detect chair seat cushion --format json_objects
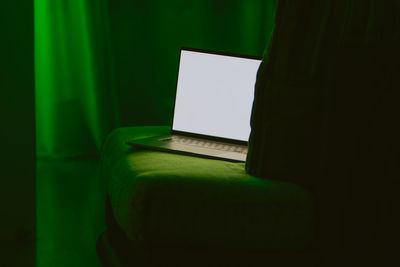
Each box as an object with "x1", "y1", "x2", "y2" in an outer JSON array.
[{"x1": 102, "y1": 126, "x2": 314, "y2": 249}]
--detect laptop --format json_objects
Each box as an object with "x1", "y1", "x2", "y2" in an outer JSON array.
[{"x1": 126, "y1": 47, "x2": 262, "y2": 162}]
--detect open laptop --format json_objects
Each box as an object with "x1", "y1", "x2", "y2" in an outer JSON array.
[{"x1": 126, "y1": 47, "x2": 262, "y2": 162}]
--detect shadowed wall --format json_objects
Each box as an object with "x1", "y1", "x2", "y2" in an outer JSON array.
[{"x1": 0, "y1": 0, "x2": 35, "y2": 266}]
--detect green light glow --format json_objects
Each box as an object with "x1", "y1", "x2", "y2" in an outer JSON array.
[{"x1": 35, "y1": 0, "x2": 118, "y2": 158}]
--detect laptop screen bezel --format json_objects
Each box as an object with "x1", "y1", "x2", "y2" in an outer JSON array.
[{"x1": 170, "y1": 47, "x2": 262, "y2": 146}]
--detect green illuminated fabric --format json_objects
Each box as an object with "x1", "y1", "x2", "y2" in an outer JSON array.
[
  {"x1": 35, "y1": 0, "x2": 119, "y2": 158},
  {"x1": 102, "y1": 126, "x2": 313, "y2": 249},
  {"x1": 35, "y1": 0, "x2": 278, "y2": 158}
]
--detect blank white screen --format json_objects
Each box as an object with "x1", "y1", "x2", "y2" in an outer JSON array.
[{"x1": 172, "y1": 50, "x2": 261, "y2": 141}]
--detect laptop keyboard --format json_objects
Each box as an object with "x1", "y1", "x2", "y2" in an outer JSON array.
[{"x1": 161, "y1": 136, "x2": 248, "y2": 154}]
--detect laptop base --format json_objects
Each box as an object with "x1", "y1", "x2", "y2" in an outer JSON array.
[{"x1": 126, "y1": 135, "x2": 247, "y2": 162}]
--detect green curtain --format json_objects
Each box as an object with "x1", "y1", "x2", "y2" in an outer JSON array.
[
  {"x1": 35, "y1": 0, "x2": 119, "y2": 158},
  {"x1": 35, "y1": 0, "x2": 277, "y2": 158}
]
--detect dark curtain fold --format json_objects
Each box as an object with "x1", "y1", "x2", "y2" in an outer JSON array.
[{"x1": 247, "y1": 0, "x2": 399, "y2": 265}]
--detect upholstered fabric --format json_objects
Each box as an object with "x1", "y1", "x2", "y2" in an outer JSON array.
[{"x1": 101, "y1": 126, "x2": 314, "y2": 249}]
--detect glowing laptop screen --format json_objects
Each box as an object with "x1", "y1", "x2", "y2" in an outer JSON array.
[{"x1": 172, "y1": 49, "x2": 261, "y2": 142}]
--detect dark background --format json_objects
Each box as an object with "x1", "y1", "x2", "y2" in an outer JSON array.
[{"x1": 0, "y1": 0, "x2": 35, "y2": 265}]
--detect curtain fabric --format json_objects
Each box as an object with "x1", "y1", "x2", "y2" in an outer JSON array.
[
  {"x1": 35, "y1": 0, "x2": 278, "y2": 158},
  {"x1": 35, "y1": 0, "x2": 119, "y2": 158},
  {"x1": 246, "y1": 0, "x2": 399, "y2": 265},
  {"x1": 246, "y1": 0, "x2": 334, "y2": 190}
]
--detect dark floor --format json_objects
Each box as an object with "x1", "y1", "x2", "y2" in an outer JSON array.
[{"x1": 36, "y1": 158, "x2": 106, "y2": 267}]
